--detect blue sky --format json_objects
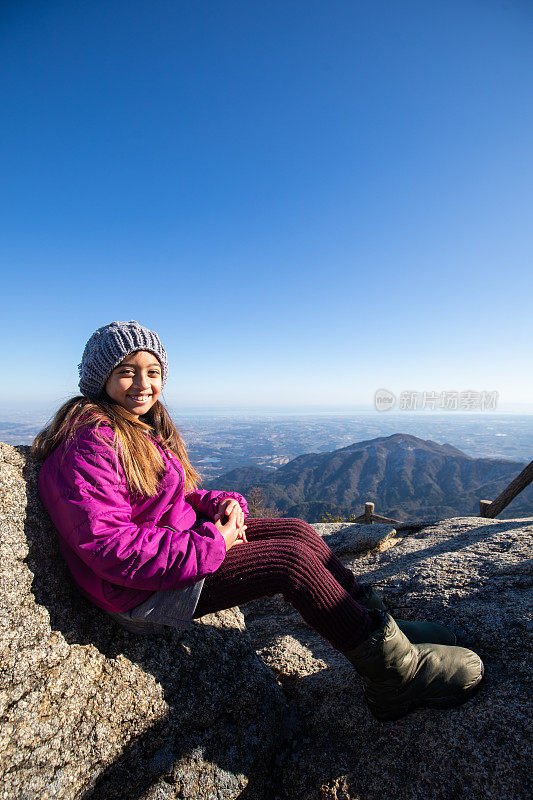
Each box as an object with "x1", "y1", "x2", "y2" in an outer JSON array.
[{"x1": 1, "y1": 0, "x2": 532, "y2": 411}]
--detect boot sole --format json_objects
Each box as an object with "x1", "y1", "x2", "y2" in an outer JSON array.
[{"x1": 368, "y1": 663, "x2": 485, "y2": 722}]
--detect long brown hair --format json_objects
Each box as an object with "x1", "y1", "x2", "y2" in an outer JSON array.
[{"x1": 31, "y1": 395, "x2": 200, "y2": 496}]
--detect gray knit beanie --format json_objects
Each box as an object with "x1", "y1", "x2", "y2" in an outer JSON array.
[{"x1": 78, "y1": 320, "x2": 168, "y2": 399}]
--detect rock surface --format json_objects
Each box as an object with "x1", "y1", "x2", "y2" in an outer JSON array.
[
  {"x1": 313, "y1": 521, "x2": 398, "y2": 555},
  {"x1": 0, "y1": 444, "x2": 285, "y2": 800},
  {"x1": 1, "y1": 441, "x2": 532, "y2": 799},
  {"x1": 244, "y1": 515, "x2": 533, "y2": 800}
]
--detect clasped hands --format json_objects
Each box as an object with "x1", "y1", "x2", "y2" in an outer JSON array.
[{"x1": 214, "y1": 498, "x2": 248, "y2": 551}]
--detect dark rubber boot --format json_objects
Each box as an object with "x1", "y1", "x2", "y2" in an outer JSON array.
[
  {"x1": 344, "y1": 611, "x2": 484, "y2": 722},
  {"x1": 357, "y1": 584, "x2": 456, "y2": 645}
]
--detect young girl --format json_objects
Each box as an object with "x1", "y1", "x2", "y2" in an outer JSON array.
[{"x1": 33, "y1": 320, "x2": 484, "y2": 722}]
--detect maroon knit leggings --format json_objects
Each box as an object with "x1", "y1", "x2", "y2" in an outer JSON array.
[{"x1": 193, "y1": 517, "x2": 373, "y2": 652}]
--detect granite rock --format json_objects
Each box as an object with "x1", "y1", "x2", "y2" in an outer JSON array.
[
  {"x1": 244, "y1": 516, "x2": 533, "y2": 800},
  {"x1": 313, "y1": 521, "x2": 398, "y2": 555},
  {"x1": 1, "y1": 441, "x2": 532, "y2": 800},
  {"x1": 0, "y1": 443, "x2": 286, "y2": 800}
]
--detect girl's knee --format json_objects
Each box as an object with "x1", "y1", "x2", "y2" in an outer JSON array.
[
  {"x1": 282, "y1": 517, "x2": 322, "y2": 543},
  {"x1": 272, "y1": 542, "x2": 322, "y2": 590}
]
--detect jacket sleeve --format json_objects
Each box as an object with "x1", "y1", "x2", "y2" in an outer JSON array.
[
  {"x1": 55, "y1": 438, "x2": 227, "y2": 592},
  {"x1": 184, "y1": 488, "x2": 249, "y2": 520}
]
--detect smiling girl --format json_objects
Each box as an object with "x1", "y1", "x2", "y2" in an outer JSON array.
[{"x1": 32, "y1": 320, "x2": 484, "y2": 721}]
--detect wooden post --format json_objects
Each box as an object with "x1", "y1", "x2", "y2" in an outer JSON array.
[
  {"x1": 479, "y1": 500, "x2": 492, "y2": 517},
  {"x1": 479, "y1": 459, "x2": 533, "y2": 519},
  {"x1": 365, "y1": 502, "x2": 374, "y2": 524}
]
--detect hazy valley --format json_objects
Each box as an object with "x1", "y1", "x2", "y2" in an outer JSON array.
[{"x1": 1, "y1": 408, "x2": 531, "y2": 523}]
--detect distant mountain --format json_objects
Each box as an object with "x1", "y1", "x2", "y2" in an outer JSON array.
[{"x1": 206, "y1": 433, "x2": 532, "y2": 522}]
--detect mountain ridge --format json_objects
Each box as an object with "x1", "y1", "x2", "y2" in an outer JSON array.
[{"x1": 206, "y1": 432, "x2": 530, "y2": 521}]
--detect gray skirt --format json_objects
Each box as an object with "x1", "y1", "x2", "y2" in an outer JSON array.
[{"x1": 103, "y1": 579, "x2": 205, "y2": 635}]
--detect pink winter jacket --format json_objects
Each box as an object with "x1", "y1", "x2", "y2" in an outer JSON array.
[{"x1": 37, "y1": 423, "x2": 248, "y2": 613}]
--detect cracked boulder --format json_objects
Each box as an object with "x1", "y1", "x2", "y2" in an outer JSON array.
[
  {"x1": 0, "y1": 443, "x2": 286, "y2": 800},
  {"x1": 312, "y1": 521, "x2": 398, "y2": 555}
]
